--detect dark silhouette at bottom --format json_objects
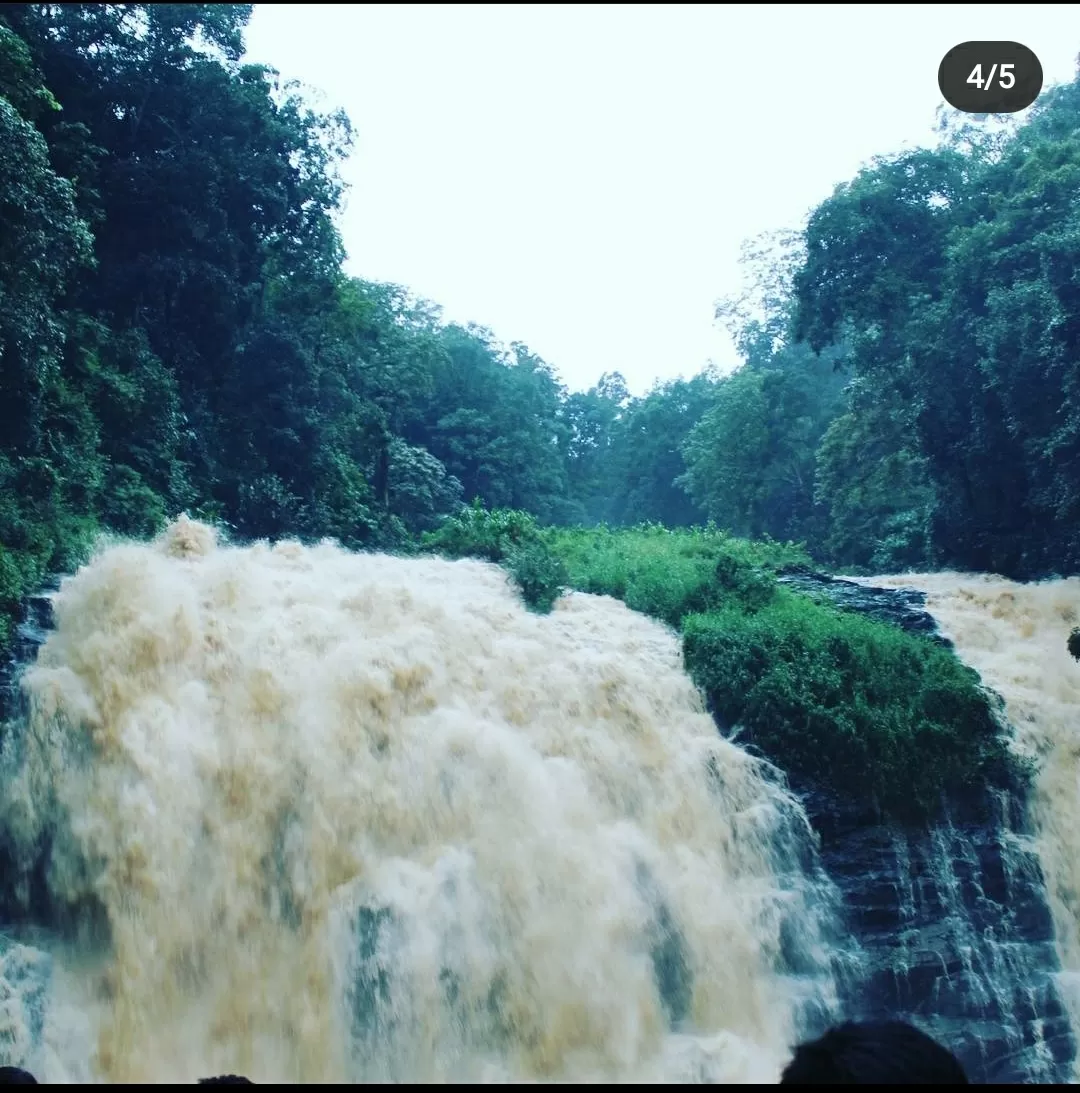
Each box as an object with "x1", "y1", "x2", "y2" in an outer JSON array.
[
  {"x1": 0, "y1": 1068, "x2": 37, "y2": 1085},
  {"x1": 0, "y1": 1066, "x2": 255, "y2": 1084},
  {"x1": 780, "y1": 1020, "x2": 969, "y2": 1084}
]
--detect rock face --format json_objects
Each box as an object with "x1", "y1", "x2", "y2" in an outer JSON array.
[
  {"x1": 805, "y1": 784, "x2": 1075, "y2": 1083},
  {"x1": 0, "y1": 589, "x2": 55, "y2": 927},
  {"x1": 0, "y1": 589, "x2": 54, "y2": 725},
  {"x1": 776, "y1": 566, "x2": 950, "y2": 646}
]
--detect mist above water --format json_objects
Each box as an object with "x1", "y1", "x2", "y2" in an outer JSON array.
[{"x1": 0, "y1": 518, "x2": 839, "y2": 1082}]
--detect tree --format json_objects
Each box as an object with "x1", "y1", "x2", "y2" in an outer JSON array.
[
  {"x1": 0, "y1": 89, "x2": 92, "y2": 452},
  {"x1": 680, "y1": 344, "x2": 844, "y2": 543},
  {"x1": 789, "y1": 70, "x2": 1080, "y2": 576},
  {"x1": 813, "y1": 378, "x2": 935, "y2": 571}
]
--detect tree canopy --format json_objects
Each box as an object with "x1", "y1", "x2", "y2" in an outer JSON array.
[{"x1": 1, "y1": 2, "x2": 1079, "y2": 653}]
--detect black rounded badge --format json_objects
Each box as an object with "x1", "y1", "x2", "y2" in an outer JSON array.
[{"x1": 938, "y1": 41, "x2": 1043, "y2": 113}]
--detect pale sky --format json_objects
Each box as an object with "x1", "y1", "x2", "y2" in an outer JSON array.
[{"x1": 243, "y1": 4, "x2": 1080, "y2": 395}]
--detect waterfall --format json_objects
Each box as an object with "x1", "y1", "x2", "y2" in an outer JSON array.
[{"x1": 0, "y1": 517, "x2": 841, "y2": 1083}]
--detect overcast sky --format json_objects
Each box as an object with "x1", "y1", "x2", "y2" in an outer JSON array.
[{"x1": 243, "y1": 4, "x2": 1080, "y2": 395}]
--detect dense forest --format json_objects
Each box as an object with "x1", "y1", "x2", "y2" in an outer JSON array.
[{"x1": 2, "y1": 4, "x2": 1079, "y2": 645}]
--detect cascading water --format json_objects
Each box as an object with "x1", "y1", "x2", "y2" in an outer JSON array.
[
  {"x1": 864, "y1": 572, "x2": 1080, "y2": 1081},
  {"x1": 0, "y1": 517, "x2": 842, "y2": 1083},
  {"x1": 834, "y1": 800, "x2": 1070, "y2": 1082}
]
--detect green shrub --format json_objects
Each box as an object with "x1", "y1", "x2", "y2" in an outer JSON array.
[
  {"x1": 99, "y1": 463, "x2": 167, "y2": 537},
  {"x1": 423, "y1": 502, "x2": 566, "y2": 613},
  {"x1": 505, "y1": 541, "x2": 568, "y2": 614},
  {"x1": 681, "y1": 590, "x2": 1011, "y2": 818},
  {"x1": 544, "y1": 523, "x2": 806, "y2": 626},
  {"x1": 0, "y1": 453, "x2": 100, "y2": 660},
  {"x1": 422, "y1": 501, "x2": 542, "y2": 563}
]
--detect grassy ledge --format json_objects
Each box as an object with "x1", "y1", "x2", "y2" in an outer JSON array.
[{"x1": 427, "y1": 509, "x2": 1016, "y2": 823}]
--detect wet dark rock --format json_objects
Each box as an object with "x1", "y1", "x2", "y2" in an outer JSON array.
[
  {"x1": 776, "y1": 566, "x2": 951, "y2": 647},
  {"x1": 0, "y1": 589, "x2": 55, "y2": 726},
  {"x1": 803, "y1": 782, "x2": 1075, "y2": 1084},
  {"x1": 0, "y1": 589, "x2": 56, "y2": 931}
]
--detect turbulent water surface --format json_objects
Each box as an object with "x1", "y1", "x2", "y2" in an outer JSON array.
[{"x1": 0, "y1": 518, "x2": 841, "y2": 1083}]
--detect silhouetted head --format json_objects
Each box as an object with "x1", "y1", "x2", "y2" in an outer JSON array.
[
  {"x1": 1068, "y1": 626, "x2": 1080, "y2": 662},
  {"x1": 198, "y1": 1078, "x2": 253, "y2": 1085},
  {"x1": 0, "y1": 1068, "x2": 37, "y2": 1085},
  {"x1": 780, "y1": 1020, "x2": 968, "y2": 1084}
]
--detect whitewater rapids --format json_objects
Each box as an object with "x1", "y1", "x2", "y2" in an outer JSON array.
[{"x1": 0, "y1": 518, "x2": 837, "y2": 1082}]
